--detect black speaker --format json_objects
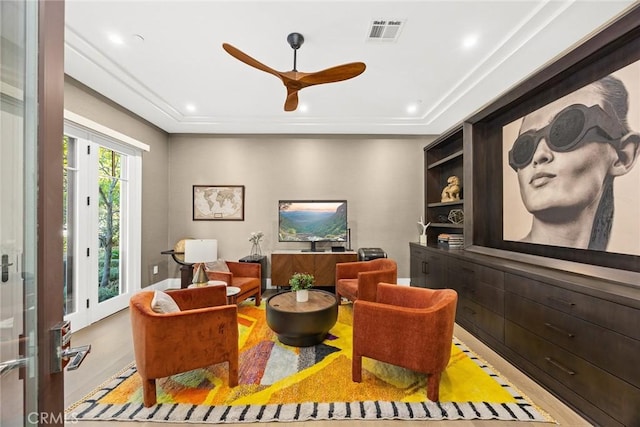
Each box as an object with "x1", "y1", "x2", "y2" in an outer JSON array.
[
  {"x1": 331, "y1": 246, "x2": 346, "y2": 252},
  {"x1": 357, "y1": 248, "x2": 387, "y2": 261}
]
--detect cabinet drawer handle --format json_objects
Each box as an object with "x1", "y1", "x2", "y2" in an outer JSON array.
[
  {"x1": 544, "y1": 322, "x2": 575, "y2": 338},
  {"x1": 463, "y1": 306, "x2": 476, "y2": 316},
  {"x1": 544, "y1": 357, "x2": 575, "y2": 376},
  {"x1": 547, "y1": 297, "x2": 575, "y2": 308},
  {"x1": 422, "y1": 262, "x2": 429, "y2": 275}
]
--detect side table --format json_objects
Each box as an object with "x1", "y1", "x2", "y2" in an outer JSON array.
[
  {"x1": 188, "y1": 280, "x2": 227, "y2": 289},
  {"x1": 239, "y1": 255, "x2": 267, "y2": 291},
  {"x1": 161, "y1": 249, "x2": 192, "y2": 288},
  {"x1": 226, "y1": 286, "x2": 241, "y2": 304}
]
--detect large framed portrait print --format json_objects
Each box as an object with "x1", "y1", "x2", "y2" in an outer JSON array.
[
  {"x1": 467, "y1": 7, "x2": 640, "y2": 276},
  {"x1": 502, "y1": 61, "x2": 640, "y2": 257}
]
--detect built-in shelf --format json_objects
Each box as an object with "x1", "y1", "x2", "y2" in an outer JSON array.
[
  {"x1": 427, "y1": 150, "x2": 463, "y2": 169},
  {"x1": 430, "y1": 223, "x2": 463, "y2": 228},
  {"x1": 427, "y1": 200, "x2": 464, "y2": 208},
  {"x1": 424, "y1": 125, "x2": 464, "y2": 246}
]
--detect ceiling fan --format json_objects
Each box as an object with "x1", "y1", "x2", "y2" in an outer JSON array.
[{"x1": 222, "y1": 33, "x2": 366, "y2": 112}]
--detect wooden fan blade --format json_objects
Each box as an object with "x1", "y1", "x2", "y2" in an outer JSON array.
[
  {"x1": 223, "y1": 42, "x2": 364, "y2": 112},
  {"x1": 284, "y1": 88, "x2": 299, "y2": 111},
  {"x1": 222, "y1": 43, "x2": 283, "y2": 79},
  {"x1": 298, "y1": 62, "x2": 366, "y2": 86}
]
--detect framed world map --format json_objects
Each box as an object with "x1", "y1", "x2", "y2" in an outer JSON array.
[{"x1": 193, "y1": 185, "x2": 245, "y2": 221}]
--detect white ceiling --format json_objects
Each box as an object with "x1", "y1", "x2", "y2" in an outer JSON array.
[{"x1": 64, "y1": 0, "x2": 636, "y2": 135}]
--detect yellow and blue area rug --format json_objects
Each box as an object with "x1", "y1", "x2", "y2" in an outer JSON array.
[{"x1": 67, "y1": 300, "x2": 553, "y2": 423}]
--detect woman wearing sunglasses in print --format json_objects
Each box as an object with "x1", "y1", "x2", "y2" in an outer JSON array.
[{"x1": 508, "y1": 75, "x2": 640, "y2": 251}]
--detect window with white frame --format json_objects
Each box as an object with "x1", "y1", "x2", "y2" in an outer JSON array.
[{"x1": 63, "y1": 112, "x2": 149, "y2": 330}]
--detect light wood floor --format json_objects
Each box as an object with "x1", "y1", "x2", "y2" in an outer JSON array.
[{"x1": 65, "y1": 298, "x2": 593, "y2": 427}]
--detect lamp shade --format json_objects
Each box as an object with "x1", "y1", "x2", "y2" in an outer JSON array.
[{"x1": 184, "y1": 239, "x2": 218, "y2": 263}]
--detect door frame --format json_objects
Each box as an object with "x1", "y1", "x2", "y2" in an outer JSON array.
[{"x1": 37, "y1": 0, "x2": 65, "y2": 422}]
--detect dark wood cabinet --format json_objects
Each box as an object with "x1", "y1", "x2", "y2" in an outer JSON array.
[
  {"x1": 409, "y1": 245, "x2": 427, "y2": 287},
  {"x1": 408, "y1": 244, "x2": 640, "y2": 426},
  {"x1": 503, "y1": 273, "x2": 640, "y2": 427},
  {"x1": 445, "y1": 255, "x2": 504, "y2": 345},
  {"x1": 409, "y1": 243, "x2": 446, "y2": 288}
]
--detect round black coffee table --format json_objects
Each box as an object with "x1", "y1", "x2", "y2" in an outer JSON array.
[{"x1": 266, "y1": 289, "x2": 338, "y2": 347}]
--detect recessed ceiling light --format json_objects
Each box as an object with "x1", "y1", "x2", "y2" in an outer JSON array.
[
  {"x1": 298, "y1": 104, "x2": 308, "y2": 113},
  {"x1": 406, "y1": 100, "x2": 422, "y2": 114},
  {"x1": 462, "y1": 34, "x2": 478, "y2": 49},
  {"x1": 108, "y1": 33, "x2": 125, "y2": 45},
  {"x1": 185, "y1": 104, "x2": 196, "y2": 112},
  {"x1": 132, "y1": 34, "x2": 145, "y2": 43}
]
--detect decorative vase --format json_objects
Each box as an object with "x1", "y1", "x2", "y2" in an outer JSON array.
[
  {"x1": 250, "y1": 242, "x2": 262, "y2": 256},
  {"x1": 296, "y1": 289, "x2": 309, "y2": 302},
  {"x1": 419, "y1": 235, "x2": 427, "y2": 245}
]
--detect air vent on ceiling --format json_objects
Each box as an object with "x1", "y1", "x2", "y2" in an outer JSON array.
[{"x1": 367, "y1": 19, "x2": 404, "y2": 41}]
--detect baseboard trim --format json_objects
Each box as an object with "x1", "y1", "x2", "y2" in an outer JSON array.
[{"x1": 143, "y1": 278, "x2": 179, "y2": 291}]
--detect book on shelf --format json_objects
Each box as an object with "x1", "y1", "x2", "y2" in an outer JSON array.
[
  {"x1": 437, "y1": 233, "x2": 463, "y2": 242},
  {"x1": 437, "y1": 233, "x2": 464, "y2": 249}
]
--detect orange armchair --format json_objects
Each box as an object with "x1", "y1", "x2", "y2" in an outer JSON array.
[
  {"x1": 129, "y1": 286, "x2": 239, "y2": 407},
  {"x1": 335, "y1": 258, "x2": 397, "y2": 302},
  {"x1": 204, "y1": 261, "x2": 261, "y2": 306},
  {"x1": 352, "y1": 283, "x2": 458, "y2": 401}
]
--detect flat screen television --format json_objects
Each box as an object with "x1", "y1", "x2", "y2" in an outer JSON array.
[{"x1": 278, "y1": 200, "x2": 348, "y2": 252}]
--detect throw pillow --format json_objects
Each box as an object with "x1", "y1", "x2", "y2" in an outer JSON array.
[
  {"x1": 205, "y1": 259, "x2": 230, "y2": 272},
  {"x1": 150, "y1": 290, "x2": 180, "y2": 313}
]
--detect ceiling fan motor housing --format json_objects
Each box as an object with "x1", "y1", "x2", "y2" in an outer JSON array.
[{"x1": 287, "y1": 32, "x2": 304, "y2": 50}]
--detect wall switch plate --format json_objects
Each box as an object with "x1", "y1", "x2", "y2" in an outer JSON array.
[{"x1": 153, "y1": 265, "x2": 158, "y2": 275}]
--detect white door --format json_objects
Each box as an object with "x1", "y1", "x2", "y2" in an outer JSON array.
[
  {"x1": 63, "y1": 124, "x2": 143, "y2": 330},
  {"x1": 0, "y1": 1, "x2": 39, "y2": 425}
]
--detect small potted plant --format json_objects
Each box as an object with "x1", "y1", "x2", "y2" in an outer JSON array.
[{"x1": 289, "y1": 272, "x2": 315, "y2": 302}]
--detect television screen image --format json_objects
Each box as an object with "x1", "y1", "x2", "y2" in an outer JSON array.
[{"x1": 278, "y1": 200, "x2": 347, "y2": 251}]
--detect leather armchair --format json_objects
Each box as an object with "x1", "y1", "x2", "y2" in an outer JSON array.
[
  {"x1": 335, "y1": 258, "x2": 397, "y2": 302},
  {"x1": 205, "y1": 261, "x2": 261, "y2": 306},
  {"x1": 352, "y1": 283, "x2": 458, "y2": 401},
  {"x1": 129, "y1": 286, "x2": 239, "y2": 407}
]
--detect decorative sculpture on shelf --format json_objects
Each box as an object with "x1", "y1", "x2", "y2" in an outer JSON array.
[
  {"x1": 441, "y1": 176, "x2": 461, "y2": 202},
  {"x1": 448, "y1": 209, "x2": 464, "y2": 224},
  {"x1": 417, "y1": 216, "x2": 431, "y2": 245}
]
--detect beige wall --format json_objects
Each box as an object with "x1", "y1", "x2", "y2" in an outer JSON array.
[
  {"x1": 64, "y1": 77, "x2": 171, "y2": 288},
  {"x1": 168, "y1": 134, "x2": 434, "y2": 279},
  {"x1": 63, "y1": 76, "x2": 434, "y2": 283}
]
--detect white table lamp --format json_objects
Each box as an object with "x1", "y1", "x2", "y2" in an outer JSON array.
[{"x1": 184, "y1": 239, "x2": 218, "y2": 286}]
